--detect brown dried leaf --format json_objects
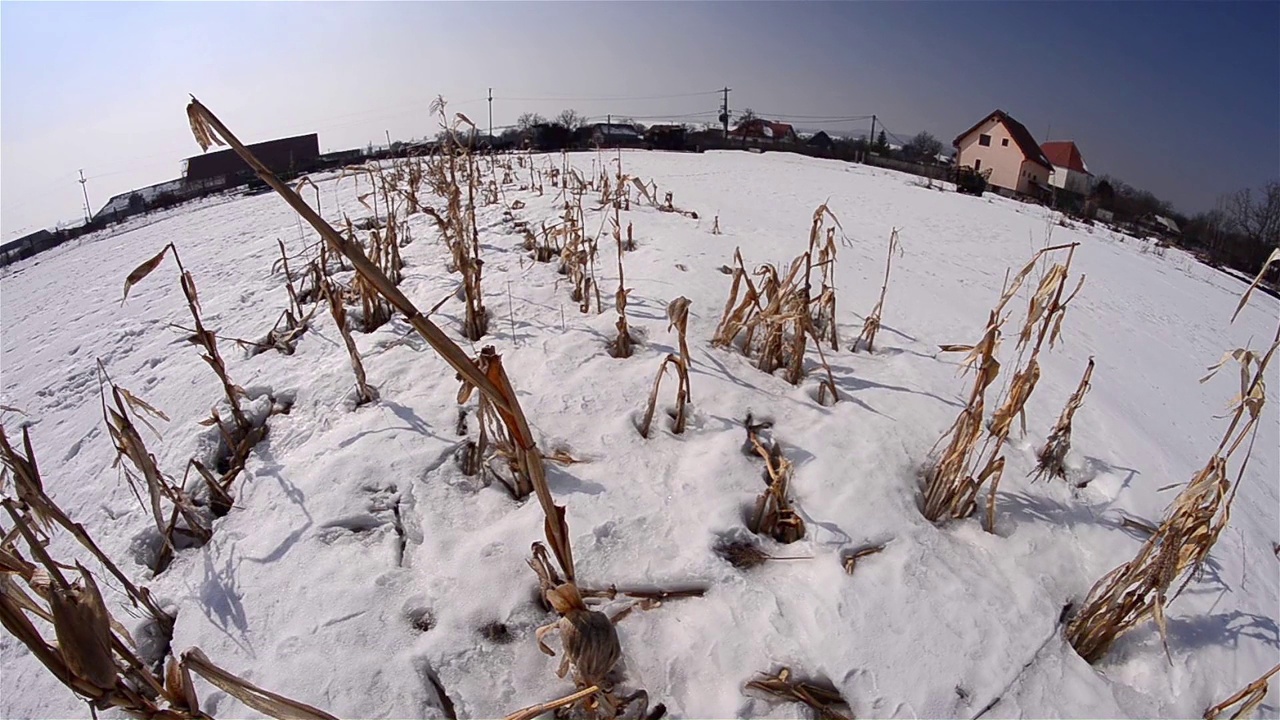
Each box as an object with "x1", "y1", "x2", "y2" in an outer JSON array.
[
  {"x1": 182, "y1": 647, "x2": 338, "y2": 720},
  {"x1": 121, "y1": 244, "x2": 173, "y2": 304}
]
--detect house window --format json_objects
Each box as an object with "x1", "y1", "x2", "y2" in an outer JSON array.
[
  {"x1": 974, "y1": 158, "x2": 982, "y2": 171},
  {"x1": 978, "y1": 134, "x2": 991, "y2": 147},
  {"x1": 1001, "y1": 138, "x2": 1009, "y2": 147}
]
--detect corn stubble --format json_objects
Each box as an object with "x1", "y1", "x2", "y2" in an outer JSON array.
[
  {"x1": 638, "y1": 297, "x2": 693, "y2": 438},
  {"x1": 1065, "y1": 317, "x2": 1280, "y2": 664},
  {"x1": 922, "y1": 243, "x2": 1083, "y2": 530},
  {"x1": 711, "y1": 205, "x2": 842, "y2": 405},
  {"x1": 745, "y1": 415, "x2": 806, "y2": 544}
]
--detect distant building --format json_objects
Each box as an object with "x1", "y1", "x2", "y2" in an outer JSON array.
[
  {"x1": 1041, "y1": 141, "x2": 1093, "y2": 197},
  {"x1": 953, "y1": 110, "x2": 1053, "y2": 197},
  {"x1": 184, "y1": 133, "x2": 320, "y2": 183},
  {"x1": 93, "y1": 176, "x2": 228, "y2": 223},
  {"x1": 644, "y1": 125, "x2": 687, "y2": 151},
  {"x1": 0, "y1": 229, "x2": 60, "y2": 266},
  {"x1": 734, "y1": 119, "x2": 798, "y2": 144},
  {"x1": 807, "y1": 131, "x2": 835, "y2": 150},
  {"x1": 586, "y1": 123, "x2": 644, "y2": 148},
  {"x1": 1138, "y1": 214, "x2": 1181, "y2": 239}
]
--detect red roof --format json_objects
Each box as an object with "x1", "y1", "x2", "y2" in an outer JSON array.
[
  {"x1": 1040, "y1": 141, "x2": 1090, "y2": 175},
  {"x1": 952, "y1": 110, "x2": 1053, "y2": 170}
]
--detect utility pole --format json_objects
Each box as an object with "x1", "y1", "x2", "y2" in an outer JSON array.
[
  {"x1": 607, "y1": 113, "x2": 611, "y2": 128},
  {"x1": 78, "y1": 170, "x2": 91, "y2": 223},
  {"x1": 385, "y1": 129, "x2": 392, "y2": 150},
  {"x1": 869, "y1": 115, "x2": 876, "y2": 148},
  {"x1": 488, "y1": 87, "x2": 493, "y2": 139},
  {"x1": 721, "y1": 86, "x2": 732, "y2": 135}
]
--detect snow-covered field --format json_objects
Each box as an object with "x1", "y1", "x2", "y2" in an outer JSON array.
[{"x1": 1, "y1": 150, "x2": 1276, "y2": 719}]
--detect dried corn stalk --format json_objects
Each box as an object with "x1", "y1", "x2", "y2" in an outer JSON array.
[
  {"x1": 99, "y1": 368, "x2": 209, "y2": 573},
  {"x1": 1066, "y1": 322, "x2": 1279, "y2": 663},
  {"x1": 712, "y1": 206, "x2": 842, "y2": 400},
  {"x1": 1203, "y1": 663, "x2": 1280, "y2": 720},
  {"x1": 922, "y1": 243, "x2": 1082, "y2": 528},
  {"x1": 0, "y1": 428, "x2": 172, "y2": 631},
  {"x1": 1032, "y1": 357, "x2": 1095, "y2": 482},
  {"x1": 322, "y1": 279, "x2": 376, "y2": 406},
  {"x1": 258, "y1": 239, "x2": 316, "y2": 355},
  {"x1": 610, "y1": 217, "x2": 634, "y2": 358},
  {"x1": 637, "y1": 354, "x2": 690, "y2": 438},
  {"x1": 856, "y1": 228, "x2": 901, "y2": 353},
  {"x1": 2, "y1": 437, "x2": 332, "y2": 718},
  {"x1": 123, "y1": 243, "x2": 250, "y2": 436},
  {"x1": 186, "y1": 98, "x2": 574, "y2": 583},
  {"x1": 745, "y1": 420, "x2": 805, "y2": 544}
]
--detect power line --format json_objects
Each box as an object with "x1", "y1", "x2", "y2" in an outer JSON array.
[
  {"x1": 751, "y1": 113, "x2": 874, "y2": 122},
  {"x1": 500, "y1": 89, "x2": 723, "y2": 102}
]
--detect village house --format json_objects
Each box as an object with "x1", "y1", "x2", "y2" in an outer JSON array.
[
  {"x1": 735, "y1": 118, "x2": 798, "y2": 144},
  {"x1": 953, "y1": 110, "x2": 1053, "y2": 197},
  {"x1": 1041, "y1": 140, "x2": 1093, "y2": 197}
]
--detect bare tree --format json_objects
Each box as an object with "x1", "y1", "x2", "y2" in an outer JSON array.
[
  {"x1": 517, "y1": 112, "x2": 546, "y2": 131},
  {"x1": 738, "y1": 108, "x2": 759, "y2": 125},
  {"x1": 555, "y1": 109, "x2": 585, "y2": 130},
  {"x1": 1224, "y1": 182, "x2": 1280, "y2": 247},
  {"x1": 905, "y1": 132, "x2": 943, "y2": 161}
]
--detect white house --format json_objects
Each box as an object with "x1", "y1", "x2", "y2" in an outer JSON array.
[{"x1": 1040, "y1": 141, "x2": 1093, "y2": 197}]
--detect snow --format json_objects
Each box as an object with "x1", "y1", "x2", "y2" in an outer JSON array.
[{"x1": 2, "y1": 150, "x2": 1277, "y2": 719}]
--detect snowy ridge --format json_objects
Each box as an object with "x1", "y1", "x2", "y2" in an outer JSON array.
[{"x1": 1, "y1": 150, "x2": 1276, "y2": 719}]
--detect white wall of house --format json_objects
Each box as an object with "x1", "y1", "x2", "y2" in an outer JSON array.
[
  {"x1": 955, "y1": 117, "x2": 1026, "y2": 193},
  {"x1": 1047, "y1": 165, "x2": 1092, "y2": 196}
]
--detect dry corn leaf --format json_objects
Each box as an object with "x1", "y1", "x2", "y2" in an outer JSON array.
[
  {"x1": 121, "y1": 245, "x2": 174, "y2": 305},
  {"x1": 182, "y1": 647, "x2": 338, "y2": 720},
  {"x1": 1230, "y1": 248, "x2": 1280, "y2": 324},
  {"x1": 49, "y1": 564, "x2": 118, "y2": 691}
]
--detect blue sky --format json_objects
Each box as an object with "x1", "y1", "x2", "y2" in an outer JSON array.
[{"x1": 2, "y1": 1, "x2": 1276, "y2": 239}]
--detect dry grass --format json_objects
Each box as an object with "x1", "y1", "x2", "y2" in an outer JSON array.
[
  {"x1": 856, "y1": 228, "x2": 901, "y2": 353},
  {"x1": 1031, "y1": 357, "x2": 1095, "y2": 483},
  {"x1": 1203, "y1": 663, "x2": 1280, "y2": 720},
  {"x1": 745, "y1": 667, "x2": 852, "y2": 720},
  {"x1": 1065, "y1": 319, "x2": 1279, "y2": 664}
]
